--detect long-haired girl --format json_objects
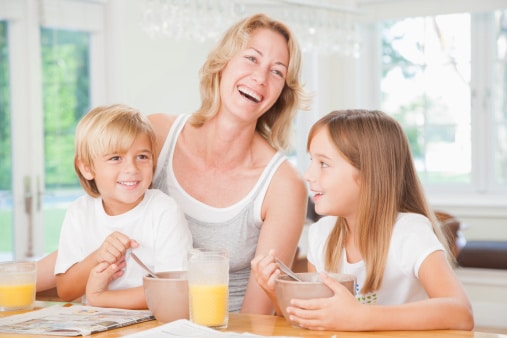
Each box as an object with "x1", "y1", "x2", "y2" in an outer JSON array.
[{"x1": 252, "y1": 109, "x2": 473, "y2": 331}]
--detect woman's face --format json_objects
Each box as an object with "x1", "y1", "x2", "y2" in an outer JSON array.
[
  {"x1": 219, "y1": 28, "x2": 289, "y2": 123},
  {"x1": 304, "y1": 128, "x2": 361, "y2": 221}
]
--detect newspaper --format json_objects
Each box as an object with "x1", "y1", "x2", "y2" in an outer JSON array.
[
  {"x1": 124, "y1": 319, "x2": 298, "y2": 338},
  {"x1": 0, "y1": 303, "x2": 154, "y2": 336}
]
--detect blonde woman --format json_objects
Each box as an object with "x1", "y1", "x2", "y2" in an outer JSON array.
[{"x1": 149, "y1": 13, "x2": 309, "y2": 314}]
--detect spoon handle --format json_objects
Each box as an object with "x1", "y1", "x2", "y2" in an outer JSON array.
[
  {"x1": 130, "y1": 252, "x2": 158, "y2": 278},
  {"x1": 275, "y1": 257, "x2": 301, "y2": 281}
]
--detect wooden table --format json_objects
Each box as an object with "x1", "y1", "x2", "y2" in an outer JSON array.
[{"x1": 0, "y1": 302, "x2": 504, "y2": 338}]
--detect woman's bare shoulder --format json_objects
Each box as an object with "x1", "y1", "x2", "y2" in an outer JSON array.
[
  {"x1": 255, "y1": 136, "x2": 305, "y2": 190},
  {"x1": 261, "y1": 155, "x2": 306, "y2": 205},
  {"x1": 148, "y1": 113, "x2": 179, "y2": 154},
  {"x1": 148, "y1": 113, "x2": 178, "y2": 129}
]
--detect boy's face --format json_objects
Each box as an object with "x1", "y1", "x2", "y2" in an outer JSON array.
[{"x1": 81, "y1": 133, "x2": 154, "y2": 215}]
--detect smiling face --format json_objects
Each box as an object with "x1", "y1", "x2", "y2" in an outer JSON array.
[
  {"x1": 304, "y1": 127, "x2": 361, "y2": 223},
  {"x1": 218, "y1": 28, "x2": 289, "y2": 123},
  {"x1": 77, "y1": 133, "x2": 154, "y2": 216}
]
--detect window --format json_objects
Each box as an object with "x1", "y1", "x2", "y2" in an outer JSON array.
[
  {"x1": 41, "y1": 27, "x2": 91, "y2": 252},
  {"x1": 0, "y1": 0, "x2": 105, "y2": 260},
  {"x1": 381, "y1": 13, "x2": 471, "y2": 186},
  {"x1": 493, "y1": 10, "x2": 507, "y2": 186},
  {"x1": 0, "y1": 20, "x2": 12, "y2": 259},
  {"x1": 377, "y1": 9, "x2": 507, "y2": 195}
]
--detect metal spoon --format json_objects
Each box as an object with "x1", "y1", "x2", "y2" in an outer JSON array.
[
  {"x1": 130, "y1": 252, "x2": 159, "y2": 278},
  {"x1": 275, "y1": 257, "x2": 301, "y2": 281}
]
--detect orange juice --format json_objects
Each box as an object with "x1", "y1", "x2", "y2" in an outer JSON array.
[
  {"x1": 189, "y1": 284, "x2": 228, "y2": 327},
  {"x1": 0, "y1": 283, "x2": 36, "y2": 309}
]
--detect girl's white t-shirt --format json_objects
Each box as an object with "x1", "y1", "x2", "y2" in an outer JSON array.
[{"x1": 307, "y1": 212, "x2": 444, "y2": 304}]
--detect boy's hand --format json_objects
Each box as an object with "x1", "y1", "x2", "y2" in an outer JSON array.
[
  {"x1": 95, "y1": 231, "x2": 139, "y2": 264},
  {"x1": 85, "y1": 261, "x2": 121, "y2": 305}
]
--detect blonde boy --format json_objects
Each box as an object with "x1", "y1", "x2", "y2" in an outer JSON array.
[{"x1": 55, "y1": 104, "x2": 192, "y2": 309}]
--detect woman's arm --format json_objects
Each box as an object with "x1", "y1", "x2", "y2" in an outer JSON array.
[
  {"x1": 147, "y1": 113, "x2": 177, "y2": 157},
  {"x1": 243, "y1": 161, "x2": 308, "y2": 314},
  {"x1": 36, "y1": 251, "x2": 58, "y2": 292}
]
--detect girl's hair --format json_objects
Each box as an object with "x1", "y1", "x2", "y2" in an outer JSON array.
[
  {"x1": 74, "y1": 104, "x2": 157, "y2": 197},
  {"x1": 190, "y1": 13, "x2": 310, "y2": 150},
  {"x1": 307, "y1": 109, "x2": 451, "y2": 294}
]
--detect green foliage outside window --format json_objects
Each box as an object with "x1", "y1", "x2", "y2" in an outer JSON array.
[
  {"x1": 41, "y1": 28, "x2": 90, "y2": 190},
  {"x1": 0, "y1": 21, "x2": 11, "y2": 191},
  {"x1": 380, "y1": 15, "x2": 472, "y2": 185},
  {"x1": 0, "y1": 20, "x2": 12, "y2": 255},
  {"x1": 40, "y1": 28, "x2": 91, "y2": 252}
]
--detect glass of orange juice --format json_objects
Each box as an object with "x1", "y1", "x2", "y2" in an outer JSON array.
[
  {"x1": 188, "y1": 248, "x2": 229, "y2": 328},
  {"x1": 0, "y1": 261, "x2": 37, "y2": 311}
]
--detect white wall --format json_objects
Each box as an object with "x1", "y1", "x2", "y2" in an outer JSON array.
[{"x1": 102, "y1": 0, "x2": 211, "y2": 116}]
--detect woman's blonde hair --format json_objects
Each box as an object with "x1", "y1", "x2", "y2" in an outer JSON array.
[
  {"x1": 307, "y1": 110, "x2": 451, "y2": 294},
  {"x1": 190, "y1": 13, "x2": 309, "y2": 150},
  {"x1": 74, "y1": 104, "x2": 157, "y2": 198}
]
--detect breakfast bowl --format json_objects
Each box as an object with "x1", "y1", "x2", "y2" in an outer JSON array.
[
  {"x1": 274, "y1": 272, "x2": 356, "y2": 327},
  {"x1": 143, "y1": 271, "x2": 189, "y2": 322}
]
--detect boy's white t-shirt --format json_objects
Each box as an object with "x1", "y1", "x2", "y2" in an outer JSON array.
[
  {"x1": 307, "y1": 212, "x2": 444, "y2": 305},
  {"x1": 55, "y1": 189, "x2": 192, "y2": 290}
]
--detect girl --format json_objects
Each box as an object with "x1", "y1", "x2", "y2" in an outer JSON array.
[{"x1": 252, "y1": 109, "x2": 474, "y2": 331}]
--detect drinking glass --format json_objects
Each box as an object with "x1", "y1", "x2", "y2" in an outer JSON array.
[
  {"x1": 188, "y1": 248, "x2": 229, "y2": 328},
  {"x1": 0, "y1": 261, "x2": 37, "y2": 311}
]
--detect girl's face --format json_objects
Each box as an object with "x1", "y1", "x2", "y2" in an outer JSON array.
[
  {"x1": 78, "y1": 133, "x2": 154, "y2": 215},
  {"x1": 304, "y1": 128, "x2": 361, "y2": 222},
  {"x1": 218, "y1": 28, "x2": 288, "y2": 123}
]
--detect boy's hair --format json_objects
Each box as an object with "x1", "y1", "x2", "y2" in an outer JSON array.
[
  {"x1": 74, "y1": 104, "x2": 157, "y2": 198},
  {"x1": 307, "y1": 109, "x2": 451, "y2": 294},
  {"x1": 189, "y1": 13, "x2": 310, "y2": 151}
]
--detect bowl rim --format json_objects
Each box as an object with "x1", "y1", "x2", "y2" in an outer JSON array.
[
  {"x1": 275, "y1": 272, "x2": 356, "y2": 284},
  {"x1": 142, "y1": 270, "x2": 188, "y2": 282}
]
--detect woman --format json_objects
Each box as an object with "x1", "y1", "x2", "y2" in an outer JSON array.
[
  {"x1": 149, "y1": 13, "x2": 309, "y2": 314},
  {"x1": 37, "y1": 13, "x2": 310, "y2": 315}
]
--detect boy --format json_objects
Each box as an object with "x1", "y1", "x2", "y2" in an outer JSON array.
[{"x1": 55, "y1": 104, "x2": 192, "y2": 309}]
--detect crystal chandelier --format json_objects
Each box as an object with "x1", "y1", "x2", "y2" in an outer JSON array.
[{"x1": 139, "y1": 0, "x2": 361, "y2": 56}]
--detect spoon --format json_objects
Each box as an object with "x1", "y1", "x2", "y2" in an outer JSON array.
[
  {"x1": 275, "y1": 257, "x2": 301, "y2": 281},
  {"x1": 130, "y1": 252, "x2": 159, "y2": 278}
]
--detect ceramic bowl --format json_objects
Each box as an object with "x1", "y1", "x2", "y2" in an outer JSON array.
[
  {"x1": 143, "y1": 271, "x2": 189, "y2": 322},
  {"x1": 274, "y1": 272, "x2": 356, "y2": 327}
]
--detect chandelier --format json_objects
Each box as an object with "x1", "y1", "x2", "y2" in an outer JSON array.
[{"x1": 139, "y1": 0, "x2": 361, "y2": 56}]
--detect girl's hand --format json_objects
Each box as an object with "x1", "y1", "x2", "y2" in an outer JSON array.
[
  {"x1": 85, "y1": 261, "x2": 122, "y2": 305},
  {"x1": 251, "y1": 249, "x2": 281, "y2": 298},
  {"x1": 95, "y1": 231, "x2": 139, "y2": 264},
  {"x1": 286, "y1": 272, "x2": 363, "y2": 331}
]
